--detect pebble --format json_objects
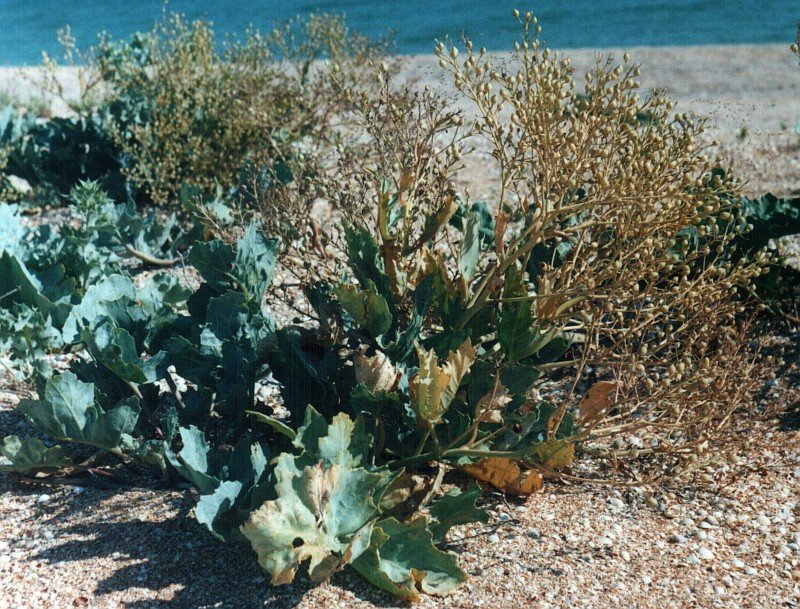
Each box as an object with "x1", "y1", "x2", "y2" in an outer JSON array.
[
  {"x1": 698, "y1": 548, "x2": 715, "y2": 561},
  {"x1": 620, "y1": 550, "x2": 631, "y2": 561},
  {"x1": 488, "y1": 534, "x2": 500, "y2": 544},
  {"x1": 609, "y1": 498, "x2": 625, "y2": 511},
  {"x1": 755, "y1": 515, "x2": 771, "y2": 528},
  {"x1": 695, "y1": 530, "x2": 708, "y2": 541},
  {"x1": 36, "y1": 494, "x2": 51, "y2": 505},
  {"x1": 72, "y1": 486, "x2": 85, "y2": 495},
  {"x1": 669, "y1": 533, "x2": 688, "y2": 544},
  {"x1": 745, "y1": 566, "x2": 758, "y2": 575},
  {"x1": 721, "y1": 575, "x2": 733, "y2": 586}
]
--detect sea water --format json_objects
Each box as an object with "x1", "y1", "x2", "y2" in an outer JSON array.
[{"x1": 0, "y1": 0, "x2": 797, "y2": 65}]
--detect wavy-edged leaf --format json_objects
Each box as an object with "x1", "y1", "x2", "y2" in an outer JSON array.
[
  {"x1": 343, "y1": 225, "x2": 395, "y2": 313},
  {"x1": 0, "y1": 435, "x2": 72, "y2": 473},
  {"x1": 62, "y1": 274, "x2": 145, "y2": 343},
  {"x1": 165, "y1": 425, "x2": 218, "y2": 494},
  {"x1": 17, "y1": 372, "x2": 140, "y2": 451},
  {"x1": 82, "y1": 321, "x2": 165, "y2": 384},
  {"x1": 354, "y1": 351, "x2": 400, "y2": 395},
  {"x1": 351, "y1": 517, "x2": 468, "y2": 601},
  {"x1": 409, "y1": 345, "x2": 451, "y2": 426},
  {"x1": 428, "y1": 484, "x2": 488, "y2": 543},
  {"x1": 411, "y1": 340, "x2": 475, "y2": 426},
  {"x1": 195, "y1": 480, "x2": 244, "y2": 541},
  {"x1": 440, "y1": 339, "x2": 476, "y2": 411},
  {"x1": 240, "y1": 455, "x2": 385, "y2": 585},
  {"x1": 188, "y1": 239, "x2": 236, "y2": 293},
  {"x1": 235, "y1": 222, "x2": 279, "y2": 301},
  {"x1": 294, "y1": 405, "x2": 370, "y2": 468}
]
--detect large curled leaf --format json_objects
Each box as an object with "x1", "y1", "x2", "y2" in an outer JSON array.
[
  {"x1": 0, "y1": 251, "x2": 60, "y2": 321},
  {"x1": 240, "y1": 454, "x2": 386, "y2": 585},
  {"x1": 195, "y1": 480, "x2": 244, "y2": 540},
  {"x1": 17, "y1": 372, "x2": 140, "y2": 451},
  {"x1": 0, "y1": 435, "x2": 72, "y2": 473},
  {"x1": 351, "y1": 517, "x2": 468, "y2": 601},
  {"x1": 165, "y1": 425, "x2": 219, "y2": 494},
  {"x1": 165, "y1": 426, "x2": 273, "y2": 541},
  {"x1": 343, "y1": 225, "x2": 395, "y2": 312},
  {"x1": 440, "y1": 339, "x2": 476, "y2": 411},
  {"x1": 497, "y1": 264, "x2": 563, "y2": 363},
  {"x1": 354, "y1": 351, "x2": 400, "y2": 395},
  {"x1": 188, "y1": 240, "x2": 236, "y2": 292}
]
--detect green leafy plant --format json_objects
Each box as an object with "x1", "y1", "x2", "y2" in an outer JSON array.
[
  {"x1": 0, "y1": 182, "x2": 188, "y2": 381},
  {"x1": 1, "y1": 104, "x2": 122, "y2": 200},
  {"x1": 0, "y1": 12, "x2": 777, "y2": 603}
]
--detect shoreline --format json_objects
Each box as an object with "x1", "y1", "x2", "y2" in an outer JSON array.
[
  {"x1": 2, "y1": 43, "x2": 799, "y2": 196},
  {"x1": 2, "y1": 43, "x2": 799, "y2": 101}
]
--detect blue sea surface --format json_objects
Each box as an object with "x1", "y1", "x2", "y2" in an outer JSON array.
[{"x1": 0, "y1": 0, "x2": 797, "y2": 65}]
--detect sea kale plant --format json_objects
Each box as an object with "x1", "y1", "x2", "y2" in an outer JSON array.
[{"x1": 0, "y1": 14, "x2": 774, "y2": 602}]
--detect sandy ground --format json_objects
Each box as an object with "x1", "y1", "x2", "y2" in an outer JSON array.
[{"x1": 1, "y1": 45, "x2": 800, "y2": 609}]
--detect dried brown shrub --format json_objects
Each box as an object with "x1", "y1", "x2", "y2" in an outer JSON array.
[{"x1": 431, "y1": 13, "x2": 770, "y2": 480}]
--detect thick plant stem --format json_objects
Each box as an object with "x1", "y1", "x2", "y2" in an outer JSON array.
[{"x1": 123, "y1": 244, "x2": 178, "y2": 267}]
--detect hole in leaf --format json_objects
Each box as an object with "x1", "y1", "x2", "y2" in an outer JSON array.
[{"x1": 292, "y1": 537, "x2": 304, "y2": 548}]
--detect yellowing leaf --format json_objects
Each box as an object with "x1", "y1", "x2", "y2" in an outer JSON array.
[
  {"x1": 578, "y1": 380, "x2": 620, "y2": 423},
  {"x1": 532, "y1": 439, "x2": 575, "y2": 473},
  {"x1": 459, "y1": 457, "x2": 543, "y2": 496},
  {"x1": 354, "y1": 351, "x2": 400, "y2": 394},
  {"x1": 441, "y1": 339, "x2": 477, "y2": 410},
  {"x1": 240, "y1": 455, "x2": 384, "y2": 585},
  {"x1": 334, "y1": 283, "x2": 392, "y2": 337},
  {"x1": 410, "y1": 339, "x2": 476, "y2": 426},
  {"x1": 409, "y1": 345, "x2": 451, "y2": 425}
]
